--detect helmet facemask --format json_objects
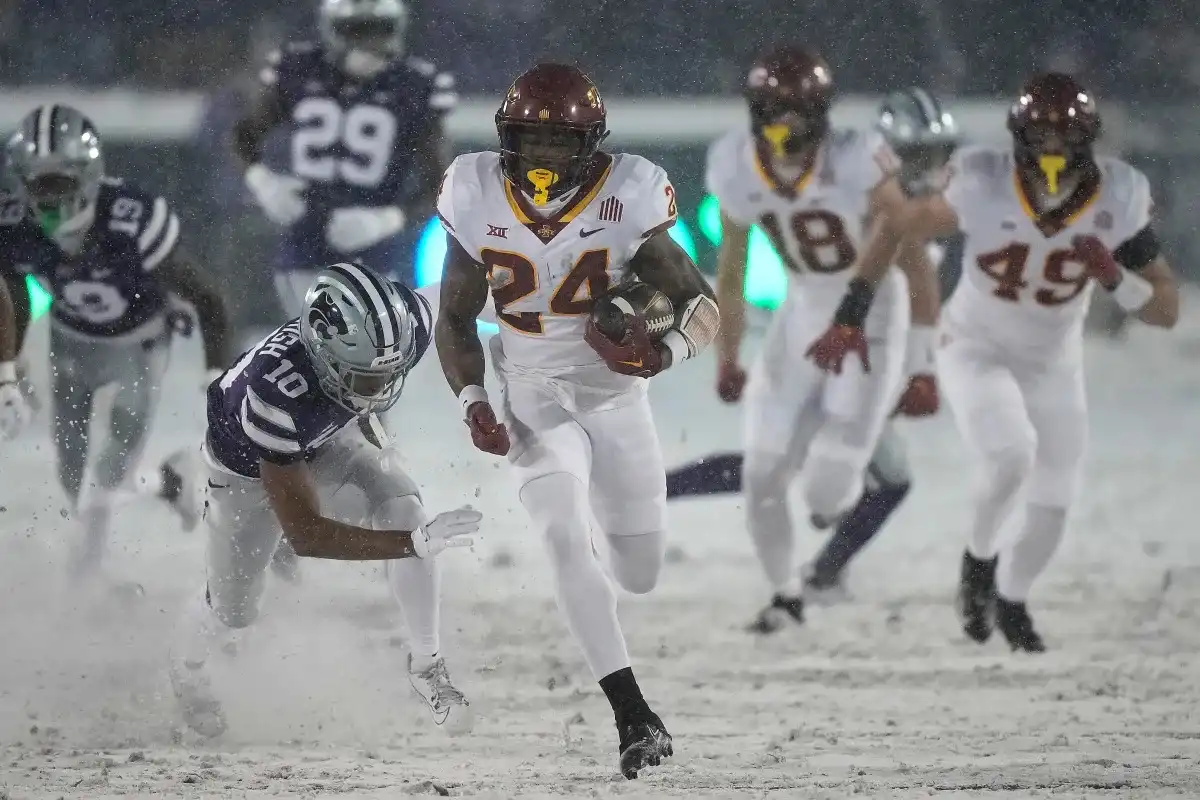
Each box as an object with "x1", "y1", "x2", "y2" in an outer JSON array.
[
  {"x1": 319, "y1": 0, "x2": 407, "y2": 78},
  {"x1": 750, "y1": 101, "x2": 826, "y2": 159},
  {"x1": 498, "y1": 122, "x2": 604, "y2": 206},
  {"x1": 893, "y1": 141, "x2": 957, "y2": 195},
  {"x1": 1014, "y1": 122, "x2": 1095, "y2": 196},
  {"x1": 20, "y1": 168, "x2": 100, "y2": 254}
]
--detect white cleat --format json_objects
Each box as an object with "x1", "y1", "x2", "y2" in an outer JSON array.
[
  {"x1": 408, "y1": 654, "x2": 474, "y2": 736},
  {"x1": 800, "y1": 561, "x2": 853, "y2": 607},
  {"x1": 270, "y1": 538, "x2": 302, "y2": 583},
  {"x1": 168, "y1": 653, "x2": 227, "y2": 739}
]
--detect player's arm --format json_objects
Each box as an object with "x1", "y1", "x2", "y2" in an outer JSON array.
[
  {"x1": 0, "y1": 272, "x2": 16, "y2": 365},
  {"x1": 896, "y1": 237, "x2": 939, "y2": 328},
  {"x1": 406, "y1": 72, "x2": 456, "y2": 218},
  {"x1": 627, "y1": 230, "x2": 720, "y2": 371},
  {"x1": 434, "y1": 237, "x2": 489, "y2": 395},
  {"x1": 155, "y1": 247, "x2": 232, "y2": 370},
  {"x1": 434, "y1": 236, "x2": 510, "y2": 455},
  {"x1": 898, "y1": 192, "x2": 962, "y2": 243},
  {"x1": 714, "y1": 213, "x2": 751, "y2": 367},
  {"x1": 260, "y1": 459, "x2": 425, "y2": 560},
  {"x1": 1075, "y1": 223, "x2": 1178, "y2": 329},
  {"x1": 232, "y1": 77, "x2": 287, "y2": 169}
]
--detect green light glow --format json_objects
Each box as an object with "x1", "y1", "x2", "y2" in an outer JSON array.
[
  {"x1": 696, "y1": 194, "x2": 789, "y2": 310},
  {"x1": 667, "y1": 219, "x2": 698, "y2": 262},
  {"x1": 27, "y1": 275, "x2": 52, "y2": 320}
]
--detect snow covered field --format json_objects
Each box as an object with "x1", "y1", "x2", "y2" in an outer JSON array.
[{"x1": 1, "y1": 306, "x2": 1198, "y2": 799}]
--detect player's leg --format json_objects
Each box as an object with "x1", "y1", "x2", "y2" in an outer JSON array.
[
  {"x1": 993, "y1": 360, "x2": 1088, "y2": 652},
  {"x1": 804, "y1": 420, "x2": 913, "y2": 599},
  {"x1": 313, "y1": 436, "x2": 472, "y2": 733},
  {"x1": 3, "y1": 268, "x2": 37, "y2": 410},
  {"x1": 664, "y1": 452, "x2": 744, "y2": 498},
  {"x1": 84, "y1": 333, "x2": 171, "y2": 564},
  {"x1": 170, "y1": 463, "x2": 282, "y2": 737},
  {"x1": 506, "y1": 379, "x2": 667, "y2": 776},
  {"x1": 937, "y1": 337, "x2": 1037, "y2": 642}
]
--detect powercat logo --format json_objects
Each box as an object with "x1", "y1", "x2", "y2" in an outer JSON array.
[{"x1": 308, "y1": 291, "x2": 355, "y2": 340}]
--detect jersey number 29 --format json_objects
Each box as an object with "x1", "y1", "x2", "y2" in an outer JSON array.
[{"x1": 292, "y1": 98, "x2": 397, "y2": 188}]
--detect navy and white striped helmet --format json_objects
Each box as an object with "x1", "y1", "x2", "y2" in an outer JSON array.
[
  {"x1": 6, "y1": 104, "x2": 104, "y2": 252},
  {"x1": 300, "y1": 262, "x2": 432, "y2": 415},
  {"x1": 318, "y1": 0, "x2": 408, "y2": 77},
  {"x1": 877, "y1": 88, "x2": 959, "y2": 194}
]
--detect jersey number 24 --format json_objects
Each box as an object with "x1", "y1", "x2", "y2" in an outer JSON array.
[{"x1": 292, "y1": 98, "x2": 397, "y2": 188}]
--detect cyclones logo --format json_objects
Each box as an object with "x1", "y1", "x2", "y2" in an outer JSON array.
[{"x1": 308, "y1": 291, "x2": 354, "y2": 340}]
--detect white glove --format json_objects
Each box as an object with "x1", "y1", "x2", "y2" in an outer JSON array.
[
  {"x1": 325, "y1": 206, "x2": 406, "y2": 253},
  {"x1": 244, "y1": 164, "x2": 308, "y2": 226},
  {"x1": 0, "y1": 379, "x2": 30, "y2": 441},
  {"x1": 411, "y1": 506, "x2": 481, "y2": 558}
]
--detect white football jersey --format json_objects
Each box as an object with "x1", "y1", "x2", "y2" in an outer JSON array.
[
  {"x1": 438, "y1": 151, "x2": 676, "y2": 373},
  {"x1": 943, "y1": 146, "x2": 1153, "y2": 359},
  {"x1": 706, "y1": 128, "x2": 908, "y2": 338}
]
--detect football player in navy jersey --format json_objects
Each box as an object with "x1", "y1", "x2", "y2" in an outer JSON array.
[
  {"x1": 233, "y1": 0, "x2": 456, "y2": 317},
  {"x1": 168, "y1": 262, "x2": 479, "y2": 738},
  {"x1": 0, "y1": 104, "x2": 230, "y2": 582}
]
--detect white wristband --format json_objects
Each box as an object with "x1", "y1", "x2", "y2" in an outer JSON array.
[
  {"x1": 905, "y1": 326, "x2": 937, "y2": 376},
  {"x1": 1109, "y1": 268, "x2": 1154, "y2": 313},
  {"x1": 662, "y1": 330, "x2": 690, "y2": 367},
  {"x1": 0, "y1": 361, "x2": 15, "y2": 383},
  {"x1": 458, "y1": 384, "x2": 488, "y2": 418}
]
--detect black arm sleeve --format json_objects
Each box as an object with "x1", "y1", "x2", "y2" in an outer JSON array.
[{"x1": 1112, "y1": 224, "x2": 1160, "y2": 272}]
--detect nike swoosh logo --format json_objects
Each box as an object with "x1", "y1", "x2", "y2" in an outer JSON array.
[
  {"x1": 579, "y1": 228, "x2": 604, "y2": 238},
  {"x1": 620, "y1": 358, "x2": 643, "y2": 368},
  {"x1": 207, "y1": 480, "x2": 229, "y2": 489}
]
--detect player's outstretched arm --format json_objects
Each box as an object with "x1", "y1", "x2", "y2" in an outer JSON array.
[
  {"x1": 1073, "y1": 232, "x2": 1179, "y2": 330},
  {"x1": 714, "y1": 213, "x2": 750, "y2": 367},
  {"x1": 232, "y1": 81, "x2": 287, "y2": 169},
  {"x1": 1130, "y1": 258, "x2": 1179, "y2": 328},
  {"x1": 260, "y1": 459, "x2": 479, "y2": 560},
  {"x1": 628, "y1": 230, "x2": 720, "y2": 371},
  {"x1": 156, "y1": 247, "x2": 232, "y2": 371}
]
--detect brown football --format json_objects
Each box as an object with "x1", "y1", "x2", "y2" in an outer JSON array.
[{"x1": 590, "y1": 281, "x2": 675, "y2": 342}]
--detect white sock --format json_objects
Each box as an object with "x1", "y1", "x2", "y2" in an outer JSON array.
[
  {"x1": 521, "y1": 473, "x2": 630, "y2": 680},
  {"x1": 376, "y1": 496, "x2": 442, "y2": 664},
  {"x1": 997, "y1": 503, "x2": 1068, "y2": 602},
  {"x1": 968, "y1": 448, "x2": 1033, "y2": 559},
  {"x1": 745, "y1": 455, "x2": 801, "y2": 595}
]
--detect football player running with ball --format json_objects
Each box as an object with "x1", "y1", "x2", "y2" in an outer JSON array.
[
  {"x1": 901, "y1": 73, "x2": 1178, "y2": 651},
  {"x1": 702, "y1": 47, "x2": 934, "y2": 633},
  {"x1": 169, "y1": 264, "x2": 480, "y2": 738},
  {"x1": 434, "y1": 64, "x2": 719, "y2": 779}
]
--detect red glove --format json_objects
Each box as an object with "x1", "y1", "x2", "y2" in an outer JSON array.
[
  {"x1": 807, "y1": 278, "x2": 874, "y2": 374},
  {"x1": 807, "y1": 325, "x2": 870, "y2": 374},
  {"x1": 465, "y1": 401, "x2": 510, "y2": 456},
  {"x1": 1072, "y1": 234, "x2": 1121, "y2": 288},
  {"x1": 716, "y1": 360, "x2": 747, "y2": 403},
  {"x1": 584, "y1": 315, "x2": 664, "y2": 378},
  {"x1": 894, "y1": 374, "x2": 939, "y2": 417}
]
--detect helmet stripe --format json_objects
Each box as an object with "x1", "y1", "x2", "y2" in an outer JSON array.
[
  {"x1": 48, "y1": 104, "x2": 64, "y2": 153},
  {"x1": 328, "y1": 262, "x2": 399, "y2": 350},
  {"x1": 907, "y1": 88, "x2": 941, "y2": 128},
  {"x1": 35, "y1": 104, "x2": 53, "y2": 156}
]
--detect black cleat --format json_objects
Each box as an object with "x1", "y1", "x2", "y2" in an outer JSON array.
[
  {"x1": 957, "y1": 551, "x2": 997, "y2": 644},
  {"x1": 747, "y1": 593, "x2": 805, "y2": 634},
  {"x1": 995, "y1": 596, "x2": 1046, "y2": 653},
  {"x1": 618, "y1": 714, "x2": 673, "y2": 780}
]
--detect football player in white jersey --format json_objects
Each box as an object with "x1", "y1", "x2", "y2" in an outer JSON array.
[
  {"x1": 901, "y1": 73, "x2": 1179, "y2": 651},
  {"x1": 707, "y1": 46, "x2": 936, "y2": 632},
  {"x1": 434, "y1": 64, "x2": 719, "y2": 779}
]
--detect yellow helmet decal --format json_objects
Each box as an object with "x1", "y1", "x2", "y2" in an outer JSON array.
[
  {"x1": 762, "y1": 123, "x2": 791, "y2": 158},
  {"x1": 1038, "y1": 154, "x2": 1067, "y2": 194}
]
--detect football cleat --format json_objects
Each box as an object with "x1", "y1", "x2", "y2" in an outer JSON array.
[
  {"x1": 995, "y1": 596, "x2": 1046, "y2": 653},
  {"x1": 746, "y1": 592, "x2": 805, "y2": 634},
  {"x1": 168, "y1": 654, "x2": 227, "y2": 739},
  {"x1": 159, "y1": 449, "x2": 201, "y2": 532},
  {"x1": 618, "y1": 713, "x2": 673, "y2": 780},
  {"x1": 408, "y1": 654, "x2": 473, "y2": 735},
  {"x1": 957, "y1": 551, "x2": 997, "y2": 644},
  {"x1": 801, "y1": 561, "x2": 852, "y2": 606},
  {"x1": 270, "y1": 538, "x2": 302, "y2": 583}
]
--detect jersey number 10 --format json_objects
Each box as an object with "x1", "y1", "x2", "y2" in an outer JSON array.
[{"x1": 292, "y1": 98, "x2": 398, "y2": 188}]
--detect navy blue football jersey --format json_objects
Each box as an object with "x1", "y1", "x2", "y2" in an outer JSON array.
[
  {"x1": 262, "y1": 40, "x2": 455, "y2": 269},
  {"x1": 0, "y1": 177, "x2": 180, "y2": 339},
  {"x1": 207, "y1": 320, "x2": 357, "y2": 478}
]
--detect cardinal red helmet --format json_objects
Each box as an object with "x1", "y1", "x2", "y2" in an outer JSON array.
[
  {"x1": 744, "y1": 45, "x2": 835, "y2": 156},
  {"x1": 1007, "y1": 73, "x2": 1101, "y2": 193},
  {"x1": 495, "y1": 63, "x2": 609, "y2": 205}
]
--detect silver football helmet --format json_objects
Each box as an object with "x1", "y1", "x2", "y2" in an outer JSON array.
[
  {"x1": 300, "y1": 263, "x2": 431, "y2": 415},
  {"x1": 318, "y1": 0, "x2": 408, "y2": 79},
  {"x1": 6, "y1": 104, "x2": 104, "y2": 253},
  {"x1": 877, "y1": 87, "x2": 959, "y2": 195}
]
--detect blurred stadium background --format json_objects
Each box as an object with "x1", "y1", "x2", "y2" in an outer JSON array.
[{"x1": 2, "y1": 0, "x2": 1197, "y2": 338}]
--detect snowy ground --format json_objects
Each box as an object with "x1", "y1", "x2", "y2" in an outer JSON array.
[{"x1": 1, "y1": 306, "x2": 1199, "y2": 799}]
